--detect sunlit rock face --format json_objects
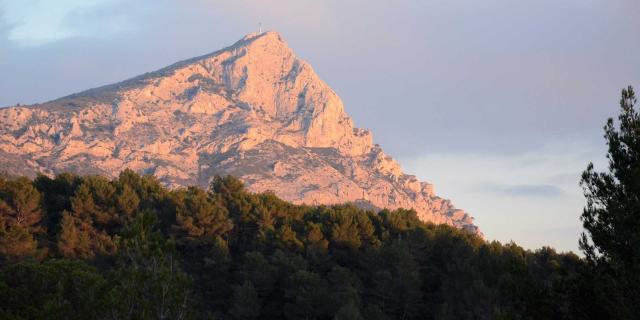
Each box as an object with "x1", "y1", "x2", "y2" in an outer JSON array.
[{"x1": 0, "y1": 32, "x2": 479, "y2": 234}]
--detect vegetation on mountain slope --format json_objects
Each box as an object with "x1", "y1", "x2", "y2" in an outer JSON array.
[
  {"x1": 0, "y1": 87, "x2": 638, "y2": 319},
  {"x1": 0, "y1": 171, "x2": 588, "y2": 319}
]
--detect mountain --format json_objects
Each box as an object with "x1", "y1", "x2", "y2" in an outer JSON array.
[{"x1": 0, "y1": 31, "x2": 478, "y2": 234}]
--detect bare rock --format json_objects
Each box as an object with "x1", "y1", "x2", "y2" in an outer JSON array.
[{"x1": 0, "y1": 31, "x2": 480, "y2": 235}]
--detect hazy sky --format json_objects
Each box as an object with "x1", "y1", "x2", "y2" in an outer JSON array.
[{"x1": 2, "y1": 0, "x2": 639, "y2": 252}]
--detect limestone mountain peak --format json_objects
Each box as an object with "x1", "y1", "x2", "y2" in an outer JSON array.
[{"x1": 0, "y1": 32, "x2": 479, "y2": 235}]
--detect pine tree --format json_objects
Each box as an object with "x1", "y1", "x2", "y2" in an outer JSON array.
[
  {"x1": 0, "y1": 177, "x2": 43, "y2": 233},
  {"x1": 172, "y1": 187, "x2": 233, "y2": 248},
  {"x1": 116, "y1": 184, "x2": 140, "y2": 222},
  {"x1": 34, "y1": 173, "x2": 82, "y2": 241},
  {"x1": 580, "y1": 86, "x2": 640, "y2": 318},
  {"x1": 283, "y1": 270, "x2": 330, "y2": 319},
  {"x1": 334, "y1": 300, "x2": 363, "y2": 320},
  {"x1": 0, "y1": 225, "x2": 38, "y2": 258},
  {"x1": 57, "y1": 211, "x2": 115, "y2": 259},
  {"x1": 105, "y1": 212, "x2": 191, "y2": 320},
  {"x1": 0, "y1": 177, "x2": 43, "y2": 257},
  {"x1": 57, "y1": 212, "x2": 92, "y2": 258},
  {"x1": 229, "y1": 281, "x2": 261, "y2": 319},
  {"x1": 0, "y1": 259, "x2": 107, "y2": 319}
]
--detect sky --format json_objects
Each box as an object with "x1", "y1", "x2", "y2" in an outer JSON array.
[{"x1": 1, "y1": 0, "x2": 639, "y2": 253}]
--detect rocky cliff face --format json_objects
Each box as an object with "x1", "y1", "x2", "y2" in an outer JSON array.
[{"x1": 0, "y1": 32, "x2": 479, "y2": 234}]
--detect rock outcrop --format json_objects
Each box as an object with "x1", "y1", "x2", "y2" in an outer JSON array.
[{"x1": 0, "y1": 32, "x2": 479, "y2": 234}]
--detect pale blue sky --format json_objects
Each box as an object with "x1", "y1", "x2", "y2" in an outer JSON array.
[{"x1": 1, "y1": 0, "x2": 639, "y2": 252}]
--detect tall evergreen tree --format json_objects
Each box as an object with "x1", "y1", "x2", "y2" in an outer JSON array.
[
  {"x1": 0, "y1": 177, "x2": 43, "y2": 258},
  {"x1": 580, "y1": 86, "x2": 640, "y2": 318}
]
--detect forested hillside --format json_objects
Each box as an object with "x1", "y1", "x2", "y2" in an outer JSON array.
[{"x1": 0, "y1": 171, "x2": 593, "y2": 319}]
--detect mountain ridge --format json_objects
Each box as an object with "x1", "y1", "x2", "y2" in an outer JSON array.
[{"x1": 0, "y1": 31, "x2": 479, "y2": 234}]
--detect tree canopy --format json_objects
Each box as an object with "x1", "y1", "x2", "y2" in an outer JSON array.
[{"x1": 0, "y1": 171, "x2": 589, "y2": 319}]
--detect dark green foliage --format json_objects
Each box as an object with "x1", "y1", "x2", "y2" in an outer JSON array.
[
  {"x1": 334, "y1": 300, "x2": 363, "y2": 320},
  {"x1": 0, "y1": 171, "x2": 590, "y2": 319},
  {"x1": 0, "y1": 259, "x2": 106, "y2": 320},
  {"x1": 229, "y1": 281, "x2": 261, "y2": 319},
  {"x1": 103, "y1": 212, "x2": 191, "y2": 320},
  {"x1": 34, "y1": 173, "x2": 82, "y2": 240},
  {"x1": 580, "y1": 86, "x2": 640, "y2": 318}
]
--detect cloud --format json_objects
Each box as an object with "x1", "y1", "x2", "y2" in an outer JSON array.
[
  {"x1": 0, "y1": 5, "x2": 14, "y2": 64},
  {"x1": 480, "y1": 183, "x2": 565, "y2": 198},
  {"x1": 57, "y1": 0, "x2": 134, "y2": 40},
  {"x1": 0, "y1": 0, "x2": 134, "y2": 46},
  {"x1": 0, "y1": 3, "x2": 15, "y2": 36},
  {"x1": 399, "y1": 141, "x2": 607, "y2": 252}
]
